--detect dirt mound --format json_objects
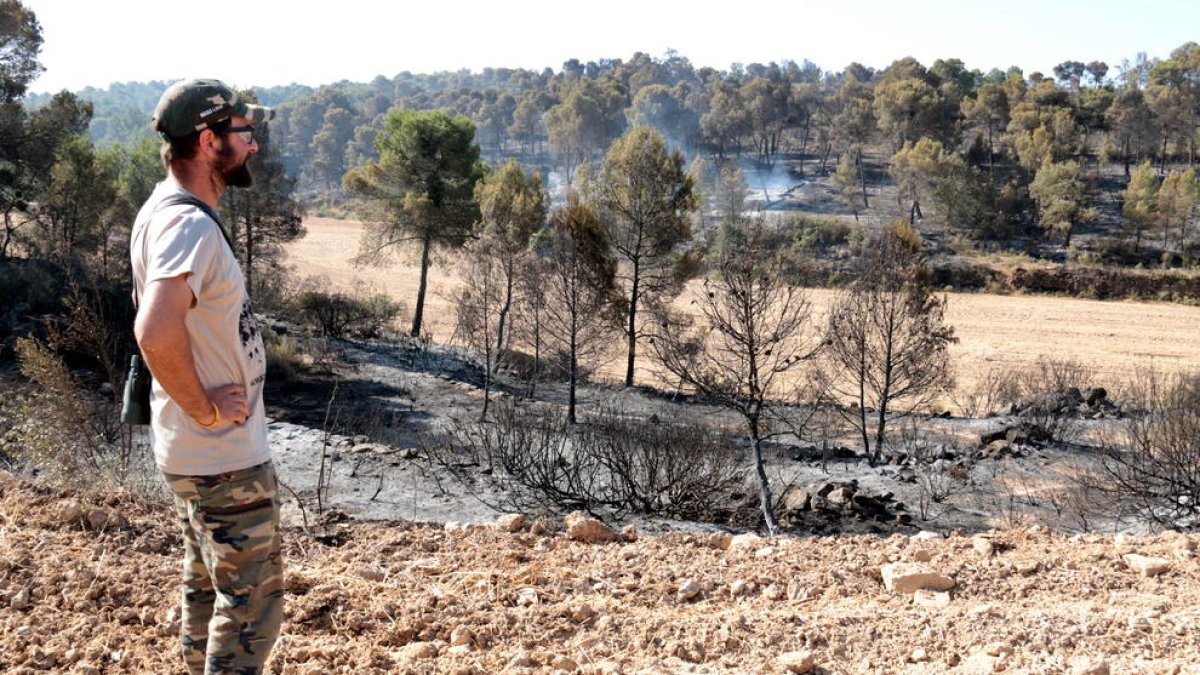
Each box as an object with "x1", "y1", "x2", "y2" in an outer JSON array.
[{"x1": 1, "y1": 472, "x2": 1197, "y2": 674}]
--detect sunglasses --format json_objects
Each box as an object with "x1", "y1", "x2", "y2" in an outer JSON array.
[{"x1": 225, "y1": 125, "x2": 256, "y2": 144}]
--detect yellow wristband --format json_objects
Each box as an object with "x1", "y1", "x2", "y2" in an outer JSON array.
[{"x1": 198, "y1": 400, "x2": 220, "y2": 428}]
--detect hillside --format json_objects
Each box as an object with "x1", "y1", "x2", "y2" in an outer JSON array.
[{"x1": 1, "y1": 472, "x2": 1197, "y2": 674}]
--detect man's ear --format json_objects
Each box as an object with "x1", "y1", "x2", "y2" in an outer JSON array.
[{"x1": 198, "y1": 128, "x2": 222, "y2": 157}]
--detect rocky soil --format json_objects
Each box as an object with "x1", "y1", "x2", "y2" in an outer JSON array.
[{"x1": 1, "y1": 472, "x2": 1198, "y2": 674}]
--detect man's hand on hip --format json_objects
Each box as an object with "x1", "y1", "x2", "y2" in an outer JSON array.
[{"x1": 205, "y1": 384, "x2": 249, "y2": 426}]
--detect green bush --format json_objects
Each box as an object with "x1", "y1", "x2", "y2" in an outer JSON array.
[
  {"x1": 295, "y1": 288, "x2": 404, "y2": 339},
  {"x1": 780, "y1": 213, "x2": 857, "y2": 252}
]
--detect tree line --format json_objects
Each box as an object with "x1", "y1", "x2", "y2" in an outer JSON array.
[{"x1": 45, "y1": 40, "x2": 1200, "y2": 262}]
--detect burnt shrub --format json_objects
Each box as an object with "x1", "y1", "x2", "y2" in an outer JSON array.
[
  {"x1": 424, "y1": 400, "x2": 746, "y2": 520},
  {"x1": 1089, "y1": 369, "x2": 1200, "y2": 530}
]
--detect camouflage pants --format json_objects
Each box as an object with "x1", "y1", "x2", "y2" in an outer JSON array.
[{"x1": 164, "y1": 461, "x2": 284, "y2": 675}]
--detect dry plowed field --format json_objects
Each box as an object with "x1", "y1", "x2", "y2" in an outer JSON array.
[
  {"x1": 2, "y1": 473, "x2": 1199, "y2": 674},
  {"x1": 287, "y1": 218, "x2": 1200, "y2": 393}
]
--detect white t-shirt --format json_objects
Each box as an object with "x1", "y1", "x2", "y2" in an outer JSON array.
[{"x1": 130, "y1": 177, "x2": 270, "y2": 475}]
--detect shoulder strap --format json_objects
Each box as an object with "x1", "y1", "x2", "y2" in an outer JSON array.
[
  {"x1": 155, "y1": 194, "x2": 233, "y2": 249},
  {"x1": 132, "y1": 195, "x2": 233, "y2": 308}
]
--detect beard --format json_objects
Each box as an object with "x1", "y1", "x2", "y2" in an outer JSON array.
[{"x1": 217, "y1": 142, "x2": 254, "y2": 188}]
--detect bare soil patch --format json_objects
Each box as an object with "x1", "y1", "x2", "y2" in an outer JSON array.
[{"x1": 2, "y1": 472, "x2": 1198, "y2": 674}]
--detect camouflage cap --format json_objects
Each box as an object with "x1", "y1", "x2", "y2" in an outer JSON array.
[{"x1": 152, "y1": 78, "x2": 274, "y2": 139}]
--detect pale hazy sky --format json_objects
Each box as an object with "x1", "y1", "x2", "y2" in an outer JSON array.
[{"x1": 23, "y1": 0, "x2": 1200, "y2": 94}]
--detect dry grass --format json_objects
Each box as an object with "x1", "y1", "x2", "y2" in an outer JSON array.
[{"x1": 287, "y1": 217, "x2": 1200, "y2": 394}]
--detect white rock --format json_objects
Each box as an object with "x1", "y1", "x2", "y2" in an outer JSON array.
[
  {"x1": 1070, "y1": 656, "x2": 1110, "y2": 675},
  {"x1": 909, "y1": 647, "x2": 931, "y2": 662},
  {"x1": 881, "y1": 562, "x2": 955, "y2": 594},
  {"x1": 516, "y1": 587, "x2": 539, "y2": 607},
  {"x1": 913, "y1": 589, "x2": 952, "y2": 608},
  {"x1": 710, "y1": 532, "x2": 734, "y2": 550},
  {"x1": 730, "y1": 579, "x2": 750, "y2": 597},
  {"x1": 1122, "y1": 554, "x2": 1171, "y2": 578},
  {"x1": 778, "y1": 650, "x2": 816, "y2": 673},
  {"x1": 755, "y1": 546, "x2": 776, "y2": 558},
  {"x1": 449, "y1": 627, "x2": 473, "y2": 647},
  {"x1": 401, "y1": 642, "x2": 438, "y2": 659},
  {"x1": 727, "y1": 533, "x2": 765, "y2": 552},
  {"x1": 913, "y1": 531, "x2": 943, "y2": 541},
  {"x1": 621, "y1": 524, "x2": 638, "y2": 542},
  {"x1": 564, "y1": 511, "x2": 618, "y2": 544},
  {"x1": 10, "y1": 588, "x2": 29, "y2": 611},
  {"x1": 677, "y1": 579, "x2": 701, "y2": 602},
  {"x1": 826, "y1": 487, "x2": 853, "y2": 504},
  {"x1": 973, "y1": 537, "x2": 995, "y2": 557},
  {"x1": 494, "y1": 513, "x2": 524, "y2": 532}
]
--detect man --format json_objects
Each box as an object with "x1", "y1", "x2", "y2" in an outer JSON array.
[{"x1": 131, "y1": 78, "x2": 282, "y2": 675}]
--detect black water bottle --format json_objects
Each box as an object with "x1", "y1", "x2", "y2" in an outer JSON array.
[{"x1": 121, "y1": 354, "x2": 152, "y2": 425}]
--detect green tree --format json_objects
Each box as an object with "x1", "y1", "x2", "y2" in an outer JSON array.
[
  {"x1": 0, "y1": 0, "x2": 43, "y2": 103},
  {"x1": 93, "y1": 138, "x2": 160, "y2": 281},
  {"x1": 830, "y1": 75, "x2": 876, "y2": 202},
  {"x1": 889, "y1": 137, "x2": 959, "y2": 224},
  {"x1": 31, "y1": 134, "x2": 117, "y2": 261},
  {"x1": 832, "y1": 152, "x2": 864, "y2": 223},
  {"x1": 1106, "y1": 87, "x2": 1158, "y2": 177},
  {"x1": 742, "y1": 74, "x2": 791, "y2": 165},
  {"x1": 700, "y1": 79, "x2": 750, "y2": 159},
  {"x1": 474, "y1": 90, "x2": 517, "y2": 159},
  {"x1": 474, "y1": 159, "x2": 547, "y2": 362},
  {"x1": 544, "y1": 89, "x2": 603, "y2": 185},
  {"x1": 309, "y1": 106, "x2": 357, "y2": 191},
  {"x1": 1157, "y1": 167, "x2": 1200, "y2": 248},
  {"x1": 1122, "y1": 161, "x2": 1158, "y2": 250},
  {"x1": 509, "y1": 90, "x2": 553, "y2": 158},
  {"x1": 1029, "y1": 159, "x2": 1096, "y2": 245},
  {"x1": 1147, "y1": 43, "x2": 1200, "y2": 166},
  {"x1": 344, "y1": 108, "x2": 484, "y2": 337},
  {"x1": 962, "y1": 82, "x2": 1009, "y2": 179},
  {"x1": 626, "y1": 82, "x2": 700, "y2": 151},
  {"x1": 872, "y1": 62, "x2": 957, "y2": 149},
  {"x1": 536, "y1": 196, "x2": 621, "y2": 424},
  {"x1": 591, "y1": 126, "x2": 698, "y2": 387},
  {"x1": 1, "y1": 90, "x2": 91, "y2": 258}
]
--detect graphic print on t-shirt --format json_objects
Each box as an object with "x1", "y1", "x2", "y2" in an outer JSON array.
[{"x1": 239, "y1": 298, "x2": 263, "y2": 363}]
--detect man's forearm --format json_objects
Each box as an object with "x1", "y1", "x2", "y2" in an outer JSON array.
[
  {"x1": 136, "y1": 313, "x2": 215, "y2": 424},
  {"x1": 135, "y1": 277, "x2": 216, "y2": 425}
]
